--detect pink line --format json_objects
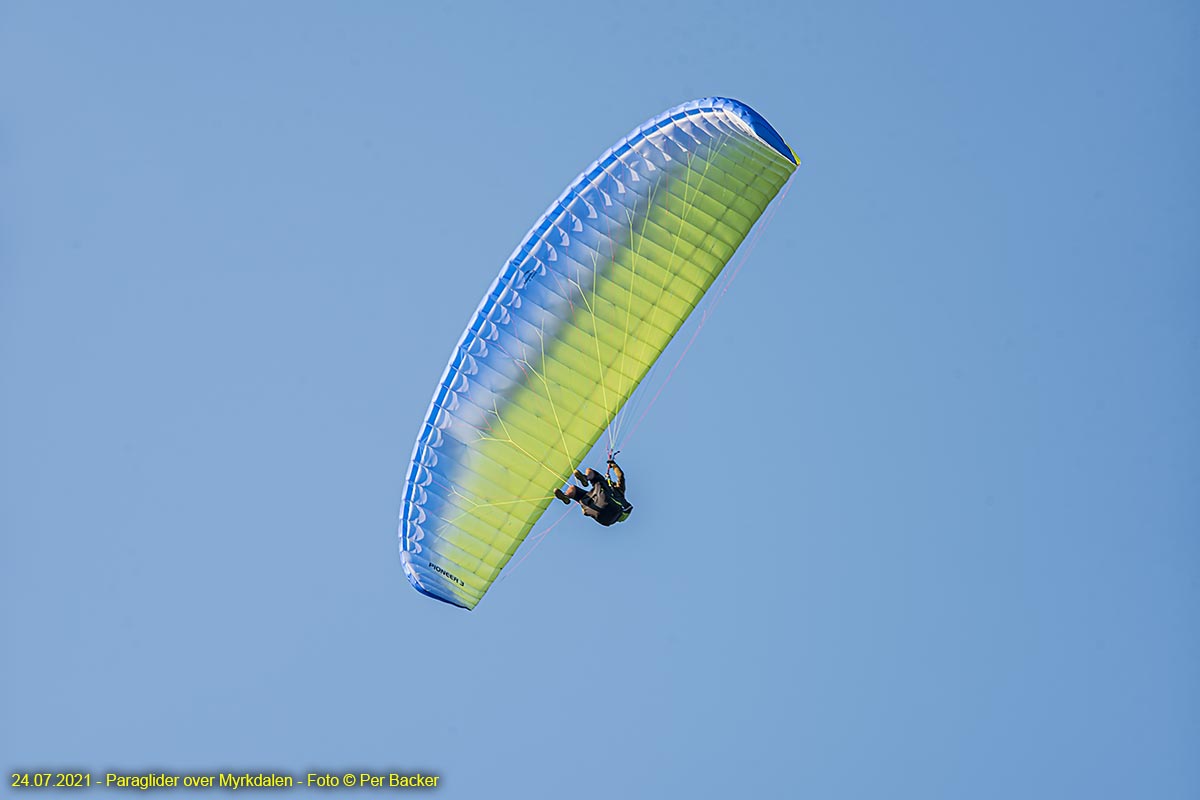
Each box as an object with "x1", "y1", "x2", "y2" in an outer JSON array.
[
  {"x1": 618, "y1": 179, "x2": 793, "y2": 448},
  {"x1": 497, "y1": 505, "x2": 574, "y2": 583}
]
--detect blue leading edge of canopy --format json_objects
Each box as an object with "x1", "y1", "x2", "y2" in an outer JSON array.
[
  {"x1": 706, "y1": 97, "x2": 798, "y2": 165},
  {"x1": 412, "y1": 580, "x2": 470, "y2": 609}
]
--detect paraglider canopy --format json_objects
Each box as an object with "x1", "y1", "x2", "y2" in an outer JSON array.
[{"x1": 399, "y1": 97, "x2": 798, "y2": 609}]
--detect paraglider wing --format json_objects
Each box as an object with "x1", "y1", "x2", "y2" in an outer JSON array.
[{"x1": 399, "y1": 97, "x2": 798, "y2": 609}]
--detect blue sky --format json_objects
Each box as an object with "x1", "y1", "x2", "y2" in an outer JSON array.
[{"x1": 2, "y1": 2, "x2": 1197, "y2": 798}]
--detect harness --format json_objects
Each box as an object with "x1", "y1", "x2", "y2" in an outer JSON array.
[
  {"x1": 605, "y1": 451, "x2": 632, "y2": 523},
  {"x1": 606, "y1": 485, "x2": 633, "y2": 523}
]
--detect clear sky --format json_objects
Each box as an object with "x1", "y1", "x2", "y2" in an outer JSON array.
[{"x1": 2, "y1": 2, "x2": 1197, "y2": 798}]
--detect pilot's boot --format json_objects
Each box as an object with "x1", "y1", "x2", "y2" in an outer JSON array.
[
  {"x1": 554, "y1": 488, "x2": 571, "y2": 505},
  {"x1": 574, "y1": 469, "x2": 590, "y2": 485}
]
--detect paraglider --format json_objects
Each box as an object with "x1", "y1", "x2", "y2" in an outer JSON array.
[
  {"x1": 399, "y1": 97, "x2": 799, "y2": 609},
  {"x1": 554, "y1": 458, "x2": 632, "y2": 526}
]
